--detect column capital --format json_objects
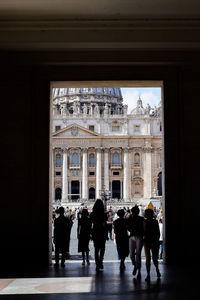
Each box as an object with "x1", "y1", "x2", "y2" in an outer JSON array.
[
  {"x1": 142, "y1": 146, "x2": 153, "y2": 153},
  {"x1": 123, "y1": 147, "x2": 130, "y2": 153},
  {"x1": 81, "y1": 148, "x2": 88, "y2": 154},
  {"x1": 62, "y1": 147, "x2": 68, "y2": 153},
  {"x1": 104, "y1": 148, "x2": 110, "y2": 153}
]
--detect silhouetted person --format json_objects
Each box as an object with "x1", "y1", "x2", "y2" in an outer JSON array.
[
  {"x1": 77, "y1": 208, "x2": 92, "y2": 265},
  {"x1": 90, "y1": 199, "x2": 108, "y2": 271},
  {"x1": 127, "y1": 205, "x2": 144, "y2": 280},
  {"x1": 53, "y1": 206, "x2": 71, "y2": 267},
  {"x1": 143, "y1": 208, "x2": 161, "y2": 281},
  {"x1": 114, "y1": 209, "x2": 129, "y2": 270}
]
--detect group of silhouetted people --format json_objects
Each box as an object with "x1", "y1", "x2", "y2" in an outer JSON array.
[{"x1": 53, "y1": 199, "x2": 162, "y2": 281}]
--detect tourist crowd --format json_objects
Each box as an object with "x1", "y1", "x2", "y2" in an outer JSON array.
[{"x1": 52, "y1": 200, "x2": 163, "y2": 282}]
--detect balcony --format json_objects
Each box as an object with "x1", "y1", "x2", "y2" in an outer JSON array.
[
  {"x1": 111, "y1": 164, "x2": 122, "y2": 169},
  {"x1": 69, "y1": 164, "x2": 80, "y2": 169}
]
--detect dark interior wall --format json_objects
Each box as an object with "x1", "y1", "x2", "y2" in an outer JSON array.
[{"x1": 0, "y1": 50, "x2": 200, "y2": 269}]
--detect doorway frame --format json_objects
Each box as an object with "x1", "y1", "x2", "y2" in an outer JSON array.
[{"x1": 49, "y1": 80, "x2": 165, "y2": 264}]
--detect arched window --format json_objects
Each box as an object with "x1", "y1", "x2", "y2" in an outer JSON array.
[
  {"x1": 56, "y1": 155, "x2": 61, "y2": 167},
  {"x1": 55, "y1": 188, "x2": 62, "y2": 200},
  {"x1": 71, "y1": 152, "x2": 79, "y2": 165},
  {"x1": 112, "y1": 152, "x2": 120, "y2": 165},
  {"x1": 134, "y1": 153, "x2": 140, "y2": 166},
  {"x1": 89, "y1": 154, "x2": 95, "y2": 166}
]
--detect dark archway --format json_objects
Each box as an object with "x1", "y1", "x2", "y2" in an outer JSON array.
[
  {"x1": 158, "y1": 172, "x2": 162, "y2": 196},
  {"x1": 71, "y1": 180, "x2": 80, "y2": 200},
  {"x1": 112, "y1": 180, "x2": 121, "y2": 199},
  {"x1": 89, "y1": 187, "x2": 95, "y2": 200},
  {"x1": 55, "y1": 187, "x2": 62, "y2": 200}
]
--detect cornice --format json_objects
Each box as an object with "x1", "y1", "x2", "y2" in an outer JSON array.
[{"x1": 1, "y1": 19, "x2": 200, "y2": 50}]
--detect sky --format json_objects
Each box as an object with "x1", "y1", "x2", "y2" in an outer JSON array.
[{"x1": 121, "y1": 88, "x2": 161, "y2": 113}]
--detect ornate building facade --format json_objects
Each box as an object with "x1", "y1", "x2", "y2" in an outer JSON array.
[{"x1": 52, "y1": 88, "x2": 162, "y2": 207}]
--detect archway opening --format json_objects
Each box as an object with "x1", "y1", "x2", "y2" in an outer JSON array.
[
  {"x1": 50, "y1": 81, "x2": 164, "y2": 264},
  {"x1": 55, "y1": 187, "x2": 62, "y2": 200},
  {"x1": 89, "y1": 187, "x2": 95, "y2": 200},
  {"x1": 71, "y1": 181, "x2": 80, "y2": 200},
  {"x1": 112, "y1": 180, "x2": 121, "y2": 199}
]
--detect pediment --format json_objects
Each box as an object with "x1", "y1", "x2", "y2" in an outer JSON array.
[{"x1": 53, "y1": 123, "x2": 101, "y2": 138}]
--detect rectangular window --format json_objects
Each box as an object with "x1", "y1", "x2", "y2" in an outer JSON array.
[
  {"x1": 89, "y1": 171, "x2": 95, "y2": 176},
  {"x1": 56, "y1": 172, "x2": 61, "y2": 176},
  {"x1": 112, "y1": 126, "x2": 120, "y2": 132},
  {"x1": 113, "y1": 171, "x2": 119, "y2": 176},
  {"x1": 134, "y1": 170, "x2": 141, "y2": 176},
  {"x1": 134, "y1": 125, "x2": 140, "y2": 133},
  {"x1": 89, "y1": 125, "x2": 95, "y2": 131},
  {"x1": 55, "y1": 125, "x2": 61, "y2": 131}
]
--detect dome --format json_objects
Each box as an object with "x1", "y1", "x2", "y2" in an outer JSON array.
[
  {"x1": 131, "y1": 97, "x2": 146, "y2": 115},
  {"x1": 53, "y1": 87, "x2": 124, "y2": 117},
  {"x1": 53, "y1": 87, "x2": 123, "y2": 105}
]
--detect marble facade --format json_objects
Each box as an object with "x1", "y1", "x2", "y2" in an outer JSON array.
[{"x1": 52, "y1": 88, "x2": 162, "y2": 207}]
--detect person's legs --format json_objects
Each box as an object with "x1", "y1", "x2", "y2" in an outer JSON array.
[
  {"x1": 129, "y1": 236, "x2": 137, "y2": 275},
  {"x1": 144, "y1": 242, "x2": 151, "y2": 281},
  {"x1": 129, "y1": 236, "x2": 136, "y2": 266},
  {"x1": 152, "y1": 243, "x2": 161, "y2": 278},
  {"x1": 82, "y1": 251, "x2": 85, "y2": 265},
  {"x1": 86, "y1": 250, "x2": 90, "y2": 264},
  {"x1": 61, "y1": 247, "x2": 66, "y2": 267},
  {"x1": 55, "y1": 245, "x2": 59, "y2": 266},
  {"x1": 99, "y1": 246, "x2": 105, "y2": 269},
  {"x1": 135, "y1": 236, "x2": 143, "y2": 269},
  {"x1": 94, "y1": 246, "x2": 100, "y2": 269},
  {"x1": 120, "y1": 257, "x2": 125, "y2": 270},
  {"x1": 135, "y1": 236, "x2": 143, "y2": 279}
]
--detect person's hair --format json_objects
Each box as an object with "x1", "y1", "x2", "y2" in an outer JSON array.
[
  {"x1": 131, "y1": 205, "x2": 140, "y2": 216},
  {"x1": 144, "y1": 208, "x2": 154, "y2": 219},
  {"x1": 117, "y1": 209, "x2": 125, "y2": 218},
  {"x1": 58, "y1": 206, "x2": 65, "y2": 215},
  {"x1": 92, "y1": 199, "x2": 105, "y2": 216},
  {"x1": 81, "y1": 208, "x2": 89, "y2": 218}
]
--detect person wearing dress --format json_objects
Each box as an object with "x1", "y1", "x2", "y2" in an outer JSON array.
[
  {"x1": 90, "y1": 199, "x2": 108, "y2": 271},
  {"x1": 77, "y1": 208, "x2": 92, "y2": 265},
  {"x1": 114, "y1": 209, "x2": 129, "y2": 270}
]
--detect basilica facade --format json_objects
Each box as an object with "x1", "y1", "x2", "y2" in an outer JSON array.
[{"x1": 52, "y1": 88, "x2": 162, "y2": 207}]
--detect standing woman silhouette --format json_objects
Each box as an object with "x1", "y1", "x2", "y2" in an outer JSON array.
[{"x1": 90, "y1": 199, "x2": 108, "y2": 271}]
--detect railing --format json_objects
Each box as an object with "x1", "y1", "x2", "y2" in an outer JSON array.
[
  {"x1": 69, "y1": 164, "x2": 80, "y2": 169},
  {"x1": 110, "y1": 164, "x2": 122, "y2": 169}
]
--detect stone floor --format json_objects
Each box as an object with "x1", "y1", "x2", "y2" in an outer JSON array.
[{"x1": 0, "y1": 260, "x2": 191, "y2": 300}]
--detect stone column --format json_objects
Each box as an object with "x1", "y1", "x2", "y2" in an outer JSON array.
[
  {"x1": 123, "y1": 148, "x2": 129, "y2": 201},
  {"x1": 143, "y1": 145, "x2": 152, "y2": 199},
  {"x1": 62, "y1": 148, "x2": 68, "y2": 202},
  {"x1": 82, "y1": 148, "x2": 88, "y2": 200},
  {"x1": 104, "y1": 148, "x2": 109, "y2": 191},
  {"x1": 96, "y1": 148, "x2": 102, "y2": 199},
  {"x1": 145, "y1": 117, "x2": 151, "y2": 135}
]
